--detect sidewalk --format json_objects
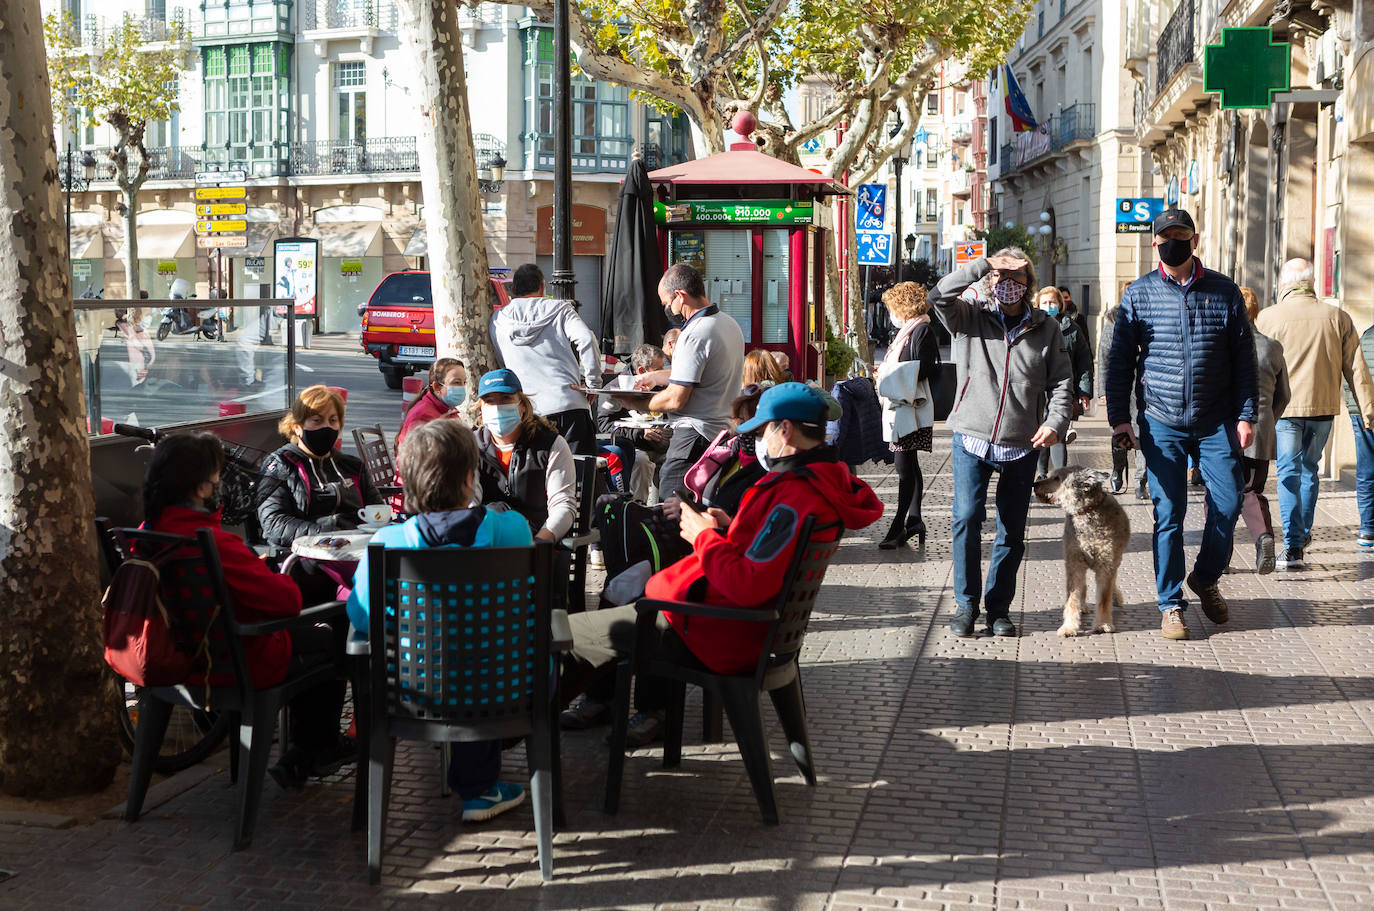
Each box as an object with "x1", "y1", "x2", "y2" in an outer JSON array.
[{"x1": 4, "y1": 421, "x2": 1374, "y2": 910}]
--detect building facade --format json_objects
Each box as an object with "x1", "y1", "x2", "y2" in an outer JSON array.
[
  {"x1": 988, "y1": 0, "x2": 1148, "y2": 335},
  {"x1": 50, "y1": 0, "x2": 690, "y2": 336}
]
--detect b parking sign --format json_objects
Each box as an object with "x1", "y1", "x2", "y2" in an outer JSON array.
[{"x1": 1116, "y1": 198, "x2": 1165, "y2": 234}]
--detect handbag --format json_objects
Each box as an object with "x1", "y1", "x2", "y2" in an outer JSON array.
[{"x1": 683, "y1": 429, "x2": 735, "y2": 498}]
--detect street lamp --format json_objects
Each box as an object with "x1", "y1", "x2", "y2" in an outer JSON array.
[
  {"x1": 549, "y1": 0, "x2": 576, "y2": 301},
  {"x1": 62, "y1": 143, "x2": 97, "y2": 270},
  {"x1": 904, "y1": 233, "x2": 916, "y2": 257},
  {"x1": 477, "y1": 152, "x2": 507, "y2": 194},
  {"x1": 1038, "y1": 208, "x2": 1057, "y2": 284},
  {"x1": 888, "y1": 117, "x2": 912, "y2": 281}
]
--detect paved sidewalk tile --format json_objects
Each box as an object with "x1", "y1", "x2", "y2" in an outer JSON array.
[{"x1": 3, "y1": 422, "x2": 1373, "y2": 910}]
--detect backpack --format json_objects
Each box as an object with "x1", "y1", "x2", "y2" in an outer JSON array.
[
  {"x1": 594, "y1": 494, "x2": 691, "y2": 583},
  {"x1": 102, "y1": 538, "x2": 210, "y2": 687}
]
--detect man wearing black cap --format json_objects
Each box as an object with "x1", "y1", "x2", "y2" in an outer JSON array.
[{"x1": 1105, "y1": 208, "x2": 1258, "y2": 640}]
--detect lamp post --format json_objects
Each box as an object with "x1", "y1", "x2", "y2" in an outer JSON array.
[
  {"x1": 549, "y1": 0, "x2": 576, "y2": 302},
  {"x1": 62, "y1": 142, "x2": 97, "y2": 277},
  {"x1": 1038, "y1": 208, "x2": 1056, "y2": 286},
  {"x1": 904, "y1": 232, "x2": 916, "y2": 267},
  {"x1": 888, "y1": 118, "x2": 912, "y2": 282}
]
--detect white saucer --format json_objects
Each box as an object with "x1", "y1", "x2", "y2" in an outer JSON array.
[{"x1": 356, "y1": 523, "x2": 388, "y2": 533}]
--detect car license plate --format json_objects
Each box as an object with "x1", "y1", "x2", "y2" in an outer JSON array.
[{"x1": 398, "y1": 346, "x2": 434, "y2": 358}]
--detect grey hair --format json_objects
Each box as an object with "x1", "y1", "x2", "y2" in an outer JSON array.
[
  {"x1": 975, "y1": 246, "x2": 1038, "y2": 299},
  {"x1": 630, "y1": 343, "x2": 664, "y2": 373},
  {"x1": 1278, "y1": 258, "x2": 1315, "y2": 292}
]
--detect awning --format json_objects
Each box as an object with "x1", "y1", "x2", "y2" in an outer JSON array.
[
  {"x1": 309, "y1": 221, "x2": 383, "y2": 258},
  {"x1": 114, "y1": 223, "x2": 197, "y2": 260},
  {"x1": 69, "y1": 225, "x2": 103, "y2": 260},
  {"x1": 404, "y1": 227, "x2": 427, "y2": 257},
  {"x1": 236, "y1": 222, "x2": 277, "y2": 257}
]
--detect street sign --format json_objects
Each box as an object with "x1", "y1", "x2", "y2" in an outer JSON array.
[
  {"x1": 1203, "y1": 27, "x2": 1290, "y2": 109},
  {"x1": 854, "y1": 184, "x2": 887, "y2": 233},
  {"x1": 954, "y1": 241, "x2": 986, "y2": 264},
  {"x1": 1116, "y1": 197, "x2": 1165, "y2": 234},
  {"x1": 856, "y1": 232, "x2": 892, "y2": 266},
  {"x1": 197, "y1": 235, "x2": 248, "y2": 249},
  {"x1": 196, "y1": 219, "x2": 248, "y2": 233},
  {"x1": 194, "y1": 186, "x2": 246, "y2": 200},
  {"x1": 1166, "y1": 176, "x2": 1180, "y2": 207},
  {"x1": 195, "y1": 169, "x2": 247, "y2": 184},
  {"x1": 196, "y1": 202, "x2": 246, "y2": 216}
]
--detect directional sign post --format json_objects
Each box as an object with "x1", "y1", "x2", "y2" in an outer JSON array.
[
  {"x1": 194, "y1": 186, "x2": 246, "y2": 200},
  {"x1": 1202, "y1": 27, "x2": 1291, "y2": 109},
  {"x1": 197, "y1": 235, "x2": 248, "y2": 249},
  {"x1": 196, "y1": 202, "x2": 246, "y2": 217},
  {"x1": 195, "y1": 169, "x2": 247, "y2": 184},
  {"x1": 197, "y1": 219, "x2": 248, "y2": 233}
]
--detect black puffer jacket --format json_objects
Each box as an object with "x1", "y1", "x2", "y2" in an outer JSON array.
[{"x1": 256, "y1": 443, "x2": 381, "y2": 547}]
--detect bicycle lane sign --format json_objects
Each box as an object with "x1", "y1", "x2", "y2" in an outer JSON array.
[{"x1": 855, "y1": 184, "x2": 887, "y2": 233}]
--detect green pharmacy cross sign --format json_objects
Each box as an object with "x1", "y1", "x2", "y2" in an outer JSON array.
[{"x1": 1203, "y1": 27, "x2": 1291, "y2": 109}]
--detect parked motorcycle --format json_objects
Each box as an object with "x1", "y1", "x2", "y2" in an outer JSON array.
[{"x1": 156, "y1": 279, "x2": 223, "y2": 341}]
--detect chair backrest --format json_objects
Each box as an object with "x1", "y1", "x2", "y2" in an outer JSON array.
[
  {"x1": 569, "y1": 455, "x2": 600, "y2": 540},
  {"x1": 367, "y1": 542, "x2": 554, "y2": 727},
  {"x1": 102, "y1": 525, "x2": 253, "y2": 700},
  {"x1": 758, "y1": 517, "x2": 844, "y2": 673},
  {"x1": 353, "y1": 424, "x2": 395, "y2": 492}
]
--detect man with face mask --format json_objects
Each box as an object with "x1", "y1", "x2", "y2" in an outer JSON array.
[
  {"x1": 928, "y1": 249, "x2": 1076, "y2": 638},
  {"x1": 1106, "y1": 208, "x2": 1258, "y2": 640}
]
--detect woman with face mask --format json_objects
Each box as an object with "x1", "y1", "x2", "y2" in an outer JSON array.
[
  {"x1": 397, "y1": 357, "x2": 468, "y2": 447},
  {"x1": 472, "y1": 369, "x2": 578, "y2": 543},
  {"x1": 257, "y1": 384, "x2": 383, "y2": 553},
  {"x1": 1034, "y1": 286, "x2": 1094, "y2": 480}
]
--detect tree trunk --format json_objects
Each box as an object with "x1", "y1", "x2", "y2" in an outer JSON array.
[
  {"x1": 122, "y1": 186, "x2": 139, "y2": 298},
  {"x1": 396, "y1": 0, "x2": 498, "y2": 410},
  {"x1": 0, "y1": 0, "x2": 120, "y2": 796}
]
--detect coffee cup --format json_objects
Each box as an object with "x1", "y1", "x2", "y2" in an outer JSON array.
[{"x1": 358, "y1": 504, "x2": 393, "y2": 527}]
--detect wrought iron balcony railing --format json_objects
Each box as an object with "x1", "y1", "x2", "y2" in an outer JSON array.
[
  {"x1": 1057, "y1": 102, "x2": 1095, "y2": 145},
  {"x1": 300, "y1": 0, "x2": 399, "y2": 31},
  {"x1": 288, "y1": 137, "x2": 418, "y2": 176},
  {"x1": 1156, "y1": 0, "x2": 1196, "y2": 97}
]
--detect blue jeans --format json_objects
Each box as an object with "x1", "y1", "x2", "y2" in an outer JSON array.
[
  {"x1": 1138, "y1": 415, "x2": 1244, "y2": 611},
  {"x1": 951, "y1": 437, "x2": 1039, "y2": 620},
  {"x1": 1275, "y1": 417, "x2": 1334, "y2": 550},
  {"x1": 1351, "y1": 415, "x2": 1374, "y2": 538}
]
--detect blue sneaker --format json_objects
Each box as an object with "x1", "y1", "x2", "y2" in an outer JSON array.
[
  {"x1": 1358, "y1": 534, "x2": 1374, "y2": 548},
  {"x1": 461, "y1": 781, "x2": 526, "y2": 822}
]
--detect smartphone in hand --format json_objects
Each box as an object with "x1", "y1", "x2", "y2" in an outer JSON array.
[{"x1": 674, "y1": 487, "x2": 702, "y2": 512}]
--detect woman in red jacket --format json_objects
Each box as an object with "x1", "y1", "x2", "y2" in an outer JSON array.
[
  {"x1": 143, "y1": 433, "x2": 351, "y2": 789},
  {"x1": 397, "y1": 357, "x2": 467, "y2": 448}
]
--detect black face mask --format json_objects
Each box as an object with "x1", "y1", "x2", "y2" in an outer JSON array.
[
  {"x1": 663, "y1": 304, "x2": 686, "y2": 329},
  {"x1": 1157, "y1": 237, "x2": 1194, "y2": 268},
  {"x1": 300, "y1": 425, "x2": 340, "y2": 456},
  {"x1": 738, "y1": 433, "x2": 757, "y2": 457}
]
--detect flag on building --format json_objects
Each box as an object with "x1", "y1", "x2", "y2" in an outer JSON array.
[{"x1": 1003, "y1": 65, "x2": 1038, "y2": 132}]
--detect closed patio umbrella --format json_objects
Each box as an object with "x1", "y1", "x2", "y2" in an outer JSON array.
[{"x1": 601, "y1": 156, "x2": 667, "y2": 357}]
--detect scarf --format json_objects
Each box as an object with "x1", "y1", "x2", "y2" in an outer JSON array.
[{"x1": 881, "y1": 313, "x2": 930, "y2": 376}]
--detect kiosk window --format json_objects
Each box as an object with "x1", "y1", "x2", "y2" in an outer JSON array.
[
  {"x1": 761, "y1": 230, "x2": 790, "y2": 344},
  {"x1": 702, "y1": 230, "x2": 753, "y2": 343}
]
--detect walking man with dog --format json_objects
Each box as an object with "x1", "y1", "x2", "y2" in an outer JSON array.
[
  {"x1": 929, "y1": 249, "x2": 1075, "y2": 638},
  {"x1": 1105, "y1": 208, "x2": 1258, "y2": 640}
]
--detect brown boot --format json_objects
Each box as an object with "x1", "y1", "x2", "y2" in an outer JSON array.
[{"x1": 1160, "y1": 608, "x2": 1190, "y2": 640}]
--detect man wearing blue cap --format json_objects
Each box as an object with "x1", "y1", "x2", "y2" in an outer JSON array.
[
  {"x1": 560, "y1": 382, "x2": 883, "y2": 745},
  {"x1": 1106, "y1": 207, "x2": 1257, "y2": 640}
]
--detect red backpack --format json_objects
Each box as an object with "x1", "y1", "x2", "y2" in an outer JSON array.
[{"x1": 102, "y1": 539, "x2": 209, "y2": 687}]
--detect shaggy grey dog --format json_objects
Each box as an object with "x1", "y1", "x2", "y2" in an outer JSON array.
[{"x1": 1033, "y1": 467, "x2": 1131, "y2": 636}]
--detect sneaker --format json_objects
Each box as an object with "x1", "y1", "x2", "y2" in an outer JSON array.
[
  {"x1": 461, "y1": 781, "x2": 527, "y2": 822},
  {"x1": 1276, "y1": 547, "x2": 1304, "y2": 570},
  {"x1": 1186, "y1": 572, "x2": 1229, "y2": 624},
  {"x1": 588, "y1": 545, "x2": 605, "y2": 568},
  {"x1": 1359, "y1": 534, "x2": 1374, "y2": 548},
  {"x1": 1064, "y1": 429, "x2": 1078, "y2": 446},
  {"x1": 560, "y1": 696, "x2": 612, "y2": 730},
  {"x1": 950, "y1": 608, "x2": 977, "y2": 638},
  {"x1": 1255, "y1": 533, "x2": 1275, "y2": 575},
  {"x1": 988, "y1": 617, "x2": 1018, "y2": 637},
  {"x1": 1135, "y1": 477, "x2": 1150, "y2": 500},
  {"x1": 1160, "y1": 608, "x2": 1190, "y2": 640},
  {"x1": 1189, "y1": 467, "x2": 1204, "y2": 487},
  {"x1": 612, "y1": 710, "x2": 666, "y2": 748}
]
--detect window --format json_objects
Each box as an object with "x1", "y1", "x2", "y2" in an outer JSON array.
[
  {"x1": 334, "y1": 61, "x2": 366, "y2": 142},
  {"x1": 956, "y1": 204, "x2": 965, "y2": 224},
  {"x1": 1082, "y1": 46, "x2": 1094, "y2": 101},
  {"x1": 912, "y1": 186, "x2": 922, "y2": 219},
  {"x1": 926, "y1": 146, "x2": 938, "y2": 170},
  {"x1": 523, "y1": 27, "x2": 629, "y2": 171},
  {"x1": 203, "y1": 42, "x2": 290, "y2": 176},
  {"x1": 989, "y1": 118, "x2": 998, "y2": 162},
  {"x1": 956, "y1": 91, "x2": 967, "y2": 116},
  {"x1": 1038, "y1": 9, "x2": 1044, "y2": 37},
  {"x1": 926, "y1": 92, "x2": 939, "y2": 115},
  {"x1": 925, "y1": 188, "x2": 938, "y2": 222},
  {"x1": 1082, "y1": 175, "x2": 1092, "y2": 244}
]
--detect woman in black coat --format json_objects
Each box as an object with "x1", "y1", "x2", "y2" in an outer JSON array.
[{"x1": 875, "y1": 282, "x2": 939, "y2": 549}]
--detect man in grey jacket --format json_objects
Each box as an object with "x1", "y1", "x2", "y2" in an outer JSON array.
[
  {"x1": 930, "y1": 250, "x2": 1074, "y2": 638},
  {"x1": 490, "y1": 263, "x2": 603, "y2": 456}
]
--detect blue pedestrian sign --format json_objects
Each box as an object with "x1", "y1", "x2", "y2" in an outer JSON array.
[
  {"x1": 800, "y1": 136, "x2": 823, "y2": 154},
  {"x1": 1115, "y1": 197, "x2": 1165, "y2": 234},
  {"x1": 855, "y1": 184, "x2": 887, "y2": 233},
  {"x1": 857, "y1": 231, "x2": 893, "y2": 266}
]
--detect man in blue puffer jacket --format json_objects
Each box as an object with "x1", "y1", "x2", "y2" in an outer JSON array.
[{"x1": 1106, "y1": 208, "x2": 1258, "y2": 640}]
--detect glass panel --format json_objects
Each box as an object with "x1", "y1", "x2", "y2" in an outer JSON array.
[
  {"x1": 229, "y1": 111, "x2": 249, "y2": 144},
  {"x1": 228, "y1": 78, "x2": 249, "y2": 109},
  {"x1": 253, "y1": 44, "x2": 272, "y2": 72},
  {"x1": 701, "y1": 230, "x2": 753, "y2": 343},
  {"x1": 761, "y1": 230, "x2": 789, "y2": 343},
  {"x1": 354, "y1": 91, "x2": 365, "y2": 141},
  {"x1": 334, "y1": 60, "x2": 365, "y2": 87},
  {"x1": 204, "y1": 48, "x2": 226, "y2": 77},
  {"x1": 577, "y1": 101, "x2": 595, "y2": 135},
  {"x1": 228, "y1": 45, "x2": 250, "y2": 76},
  {"x1": 252, "y1": 109, "x2": 271, "y2": 143},
  {"x1": 336, "y1": 93, "x2": 350, "y2": 140},
  {"x1": 538, "y1": 99, "x2": 552, "y2": 135},
  {"x1": 251, "y1": 75, "x2": 271, "y2": 108}
]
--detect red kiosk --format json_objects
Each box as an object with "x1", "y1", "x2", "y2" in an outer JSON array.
[{"x1": 647, "y1": 112, "x2": 848, "y2": 382}]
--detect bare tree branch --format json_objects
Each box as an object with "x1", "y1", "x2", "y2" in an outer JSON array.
[{"x1": 711, "y1": 0, "x2": 789, "y2": 74}]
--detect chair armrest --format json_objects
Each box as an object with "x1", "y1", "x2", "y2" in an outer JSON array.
[
  {"x1": 236, "y1": 600, "x2": 346, "y2": 637},
  {"x1": 561, "y1": 531, "x2": 600, "y2": 550},
  {"x1": 550, "y1": 609, "x2": 573, "y2": 653},
  {"x1": 345, "y1": 625, "x2": 371, "y2": 657},
  {"x1": 375, "y1": 485, "x2": 403, "y2": 498},
  {"x1": 633, "y1": 598, "x2": 778, "y2": 623}
]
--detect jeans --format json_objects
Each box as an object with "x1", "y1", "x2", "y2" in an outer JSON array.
[
  {"x1": 1138, "y1": 415, "x2": 1244, "y2": 611},
  {"x1": 1275, "y1": 417, "x2": 1334, "y2": 550},
  {"x1": 950, "y1": 437, "x2": 1039, "y2": 620},
  {"x1": 1352, "y1": 414, "x2": 1374, "y2": 538}
]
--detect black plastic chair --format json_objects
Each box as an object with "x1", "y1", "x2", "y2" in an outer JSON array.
[
  {"x1": 352, "y1": 424, "x2": 402, "y2": 500},
  {"x1": 605, "y1": 518, "x2": 843, "y2": 825},
  {"x1": 364, "y1": 541, "x2": 567, "y2": 883},
  {"x1": 563, "y1": 455, "x2": 602, "y2": 612},
  {"x1": 101, "y1": 523, "x2": 345, "y2": 850}
]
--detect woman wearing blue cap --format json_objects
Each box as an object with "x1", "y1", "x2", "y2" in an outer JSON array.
[{"x1": 472, "y1": 368, "x2": 578, "y2": 542}]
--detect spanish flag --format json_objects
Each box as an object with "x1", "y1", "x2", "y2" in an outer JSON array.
[{"x1": 1003, "y1": 65, "x2": 1038, "y2": 132}]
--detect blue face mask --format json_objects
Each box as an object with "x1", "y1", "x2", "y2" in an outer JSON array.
[
  {"x1": 441, "y1": 386, "x2": 467, "y2": 408},
  {"x1": 482, "y1": 402, "x2": 521, "y2": 437},
  {"x1": 1045, "y1": 304, "x2": 1061, "y2": 318}
]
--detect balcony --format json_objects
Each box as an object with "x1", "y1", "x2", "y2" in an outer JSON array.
[
  {"x1": 70, "y1": 12, "x2": 191, "y2": 48},
  {"x1": 144, "y1": 147, "x2": 205, "y2": 181},
  {"x1": 289, "y1": 138, "x2": 418, "y2": 176},
  {"x1": 1156, "y1": 0, "x2": 1195, "y2": 98},
  {"x1": 300, "y1": 0, "x2": 398, "y2": 31},
  {"x1": 1057, "y1": 102, "x2": 1095, "y2": 145},
  {"x1": 997, "y1": 103, "x2": 1097, "y2": 176},
  {"x1": 949, "y1": 120, "x2": 973, "y2": 144},
  {"x1": 949, "y1": 170, "x2": 972, "y2": 197}
]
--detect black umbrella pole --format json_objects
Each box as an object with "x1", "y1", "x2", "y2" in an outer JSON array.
[{"x1": 550, "y1": 0, "x2": 576, "y2": 301}]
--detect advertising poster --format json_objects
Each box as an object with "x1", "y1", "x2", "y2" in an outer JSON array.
[{"x1": 273, "y1": 237, "x2": 319, "y2": 317}]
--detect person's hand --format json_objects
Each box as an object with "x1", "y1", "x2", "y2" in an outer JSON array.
[
  {"x1": 535, "y1": 528, "x2": 557, "y2": 543},
  {"x1": 678, "y1": 499, "x2": 718, "y2": 546},
  {"x1": 1236, "y1": 420, "x2": 1255, "y2": 450},
  {"x1": 643, "y1": 428, "x2": 664, "y2": 444},
  {"x1": 1112, "y1": 423, "x2": 1139, "y2": 449},
  {"x1": 632, "y1": 375, "x2": 656, "y2": 391},
  {"x1": 705, "y1": 507, "x2": 731, "y2": 529},
  {"x1": 661, "y1": 497, "x2": 681, "y2": 521},
  {"x1": 1099, "y1": 396, "x2": 1107, "y2": 406},
  {"x1": 987, "y1": 253, "x2": 1029, "y2": 272},
  {"x1": 1030, "y1": 427, "x2": 1059, "y2": 449},
  {"x1": 1078, "y1": 396, "x2": 1092, "y2": 411}
]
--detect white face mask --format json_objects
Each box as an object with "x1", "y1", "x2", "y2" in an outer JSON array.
[{"x1": 756, "y1": 423, "x2": 782, "y2": 473}]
